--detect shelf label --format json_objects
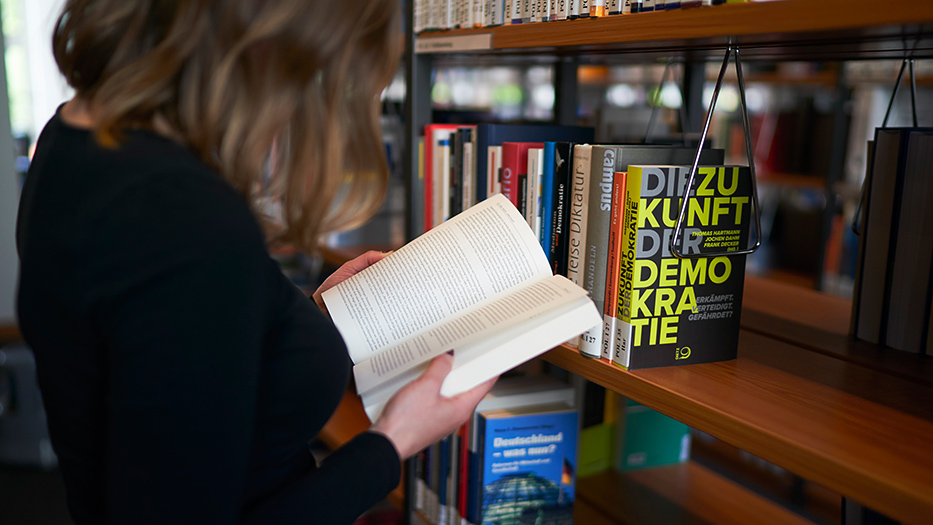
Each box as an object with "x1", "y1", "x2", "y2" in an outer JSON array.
[{"x1": 415, "y1": 33, "x2": 493, "y2": 53}]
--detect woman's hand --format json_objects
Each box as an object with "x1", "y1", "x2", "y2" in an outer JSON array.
[
  {"x1": 369, "y1": 353, "x2": 497, "y2": 460},
  {"x1": 312, "y1": 250, "x2": 390, "y2": 315}
]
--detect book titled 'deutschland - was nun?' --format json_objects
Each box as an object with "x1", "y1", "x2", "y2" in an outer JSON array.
[
  {"x1": 613, "y1": 165, "x2": 752, "y2": 370},
  {"x1": 322, "y1": 194, "x2": 601, "y2": 421},
  {"x1": 476, "y1": 403, "x2": 578, "y2": 525}
]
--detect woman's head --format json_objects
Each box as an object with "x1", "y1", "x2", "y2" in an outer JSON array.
[{"x1": 54, "y1": 0, "x2": 402, "y2": 252}]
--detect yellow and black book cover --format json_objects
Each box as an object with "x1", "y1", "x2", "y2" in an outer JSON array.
[{"x1": 613, "y1": 165, "x2": 752, "y2": 370}]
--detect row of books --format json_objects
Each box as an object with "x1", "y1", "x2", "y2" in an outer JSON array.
[
  {"x1": 852, "y1": 127, "x2": 933, "y2": 356},
  {"x1": 421, "y1": 123, "x2": 753, "y2": 370},
  {"x1": 413, "y1": 375, "x2": 579, "y2": 525},
  {"x1": 414, "y1": 0, "x2": 748, "y2": 34},
  {"x1": 412, "y1": 375, "x2": 692, "y2": 525}
]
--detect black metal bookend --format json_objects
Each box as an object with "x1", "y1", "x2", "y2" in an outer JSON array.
[
  {"x1": 853, "y1": 58, "x2": 921, "y2": 235},
  {"x1": 670, "y1": 44, "x2": 762, "y2": 259}
]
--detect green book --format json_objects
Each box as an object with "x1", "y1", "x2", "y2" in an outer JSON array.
[{"x1": 614, "y1": 399, "x2": 690, "y2": 471}]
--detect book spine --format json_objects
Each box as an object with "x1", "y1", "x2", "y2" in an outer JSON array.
[
  {"x1": 451, "y1": 130, "x2": 464, "y2": 218},
  {"x1": 579, "y1": 146, "x2": 615, "y2": 359},
  {"x1": 510, "y1": 0, "x2": 523, "y2": 23},
  {"x1": 557, "y1": 0, "x2": 569, "y2": 19},
  {"x1": 438, "y1": 137, "x2": 452, "y2": 225},
  {"x1": 500, "y1": 143, "x2": 521, "y2": 208},
  {"x1": 487, "y1": 146, "x2": 502, "y2": 197},
  {"x1": 462, "y1": 130, "x2": 475, "y2": 212},
  {"x1": 567, "y1": 145, "x2": 592, "y2": 351},
  {"x1": 613, "y1": 165, "x2": 642, "y2": 370},
  {"x1": 551, "y1": 143, "x2": 573, "y2": 276},
  {"x1": 603, "y1": 171, "x2": 626, "y2": 362},
  {"x1": 884, "y1": 131, "x2": 933, "y2": 353},
  {"x1": 856, "y1": 130, "x2": 904, "y2": 344},
  {"x1": 590, "y1": 0, "x2": 606, "y2": 16},
  {"x1": 474, "y1": 0, "x2": 485, "y2": 26},
  {"x1": 541, "y1": 142, "x2": 557, "y2": 259},
  {"x1": 579, "y1": 0, "x2": 590, "y2": 16},
  {"x1": 527, "y1": 148, "x2": 543, "y2": 233},
  {"x1": 423, "y1": 130, "x2": 434, "y2": 232}
]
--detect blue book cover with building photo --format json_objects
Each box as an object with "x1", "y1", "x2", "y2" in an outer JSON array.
[{"x1": 476, "y1": 403, "x2": 578, "y2": 525}]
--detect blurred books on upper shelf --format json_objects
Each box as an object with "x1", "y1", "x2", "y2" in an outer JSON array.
[{"x1": 414, "y1": 0, "x2": 747, "y2": 33}]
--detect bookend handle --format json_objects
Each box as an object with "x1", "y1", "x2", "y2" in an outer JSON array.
[
  {"x1": 670, "y1": 45, "x2": 762, "y2": 259},
  {"x1": 644, "y1": 58, "x2": 692, "y2": 148},
  {"x1": 881, "y1": 58, "x2": 919, "y2": 129},
  {"x1": 854, "y1": 58, "x2": 920, "y2": 235}
]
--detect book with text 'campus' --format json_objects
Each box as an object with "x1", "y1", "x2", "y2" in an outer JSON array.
[
  {"x1": 476, "y1": 403, "x2": 578, "y2": 525},
  {"x1": 613, "y1": 165, "x2": 752, "y2": 370},
  {"x1": 322, "y1": 194, "x2": 601, "y2": 421}
]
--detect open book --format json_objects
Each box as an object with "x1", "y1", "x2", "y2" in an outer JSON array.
[{"x1": 322, "y1": 194, "x2": 601, "y2": 421}]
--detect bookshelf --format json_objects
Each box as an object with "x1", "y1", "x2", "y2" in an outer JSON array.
[{"x1": 403, "y1": 1, "x2": 933, "y2": 523}]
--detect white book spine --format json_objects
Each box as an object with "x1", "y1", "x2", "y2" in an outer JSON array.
[
  {"x1": 474, "y1": 0, "x2": 484, "y2": 26},
  {"x1": 512, "y1": 0, "x2": 524, "y2": 22},
  {"x1": 557, "y1": 0, "x2": 569, "y2": 19},
  {"x1": 566, "y1": 145, "x2": 592, "y2": 350}
]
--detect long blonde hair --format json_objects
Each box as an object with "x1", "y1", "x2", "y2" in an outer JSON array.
[{"x1": 53, "y1": 0, "x2": 401, "y2": 253}]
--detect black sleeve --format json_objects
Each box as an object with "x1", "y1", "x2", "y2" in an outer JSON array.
[
  {"x1": 88, "y1": 170, "x2": 401, "y2": 524},
  {"x1": 243, "y1": 431, "x2": 401, "y2": 525},
  {"x1": 88, "y1": 173, "x2": 272, "y2": 523}
]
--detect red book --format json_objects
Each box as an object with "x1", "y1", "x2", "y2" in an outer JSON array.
[{"x1": 500, "y1": 142, "x2": 544, "y2": 210}]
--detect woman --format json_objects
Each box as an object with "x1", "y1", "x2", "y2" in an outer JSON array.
[{"x1": 15, "y1": 0, "x2": 494, "y2": 523}]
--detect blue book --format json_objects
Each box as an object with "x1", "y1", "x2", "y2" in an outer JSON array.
[
  {"x1": 475, "y1": 403, "x2": 578, "y2": 525},
  {"x1": 473, "y1": 124, "x2": 595, "y2": 204}
]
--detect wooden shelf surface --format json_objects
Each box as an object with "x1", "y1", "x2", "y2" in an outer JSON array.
[
  {"x1": 417, "y1": 0, "x2": 933, "y2": 61},
  {"x1": 541, "y1": 277, "x2": 933, "y2": 524},
  {"x1": 577, "y1": 462, "x2": 815, "y2": 525}
]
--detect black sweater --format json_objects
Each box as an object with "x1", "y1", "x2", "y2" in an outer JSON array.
[{"x1": 15, "y1": 111, "x2": 400, "y2": 524}]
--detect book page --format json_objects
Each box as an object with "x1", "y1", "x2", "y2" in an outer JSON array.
[
  {"x1": 353, "y1": 274, "x2": 589, "y2": 396},
  {"x1": 357, "y1": 276, "x2": 600, "y2": 422},
  {"x1": 323, "y1": 194, "x2": 552, "y2": 364}
]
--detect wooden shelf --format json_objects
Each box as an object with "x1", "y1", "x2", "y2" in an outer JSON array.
[
  {"x1": 540, "y1": 276, "x2": 933, "y2": 524},
  {"x1": 577, "y1": 462, "x2": 815, "y2": 525},
  {"x1": 0, "y1": 324, "x2": 21, "y2": 343},
  {"x1": 416, "y1": 0, "x2": 933, "y2": 61}
]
